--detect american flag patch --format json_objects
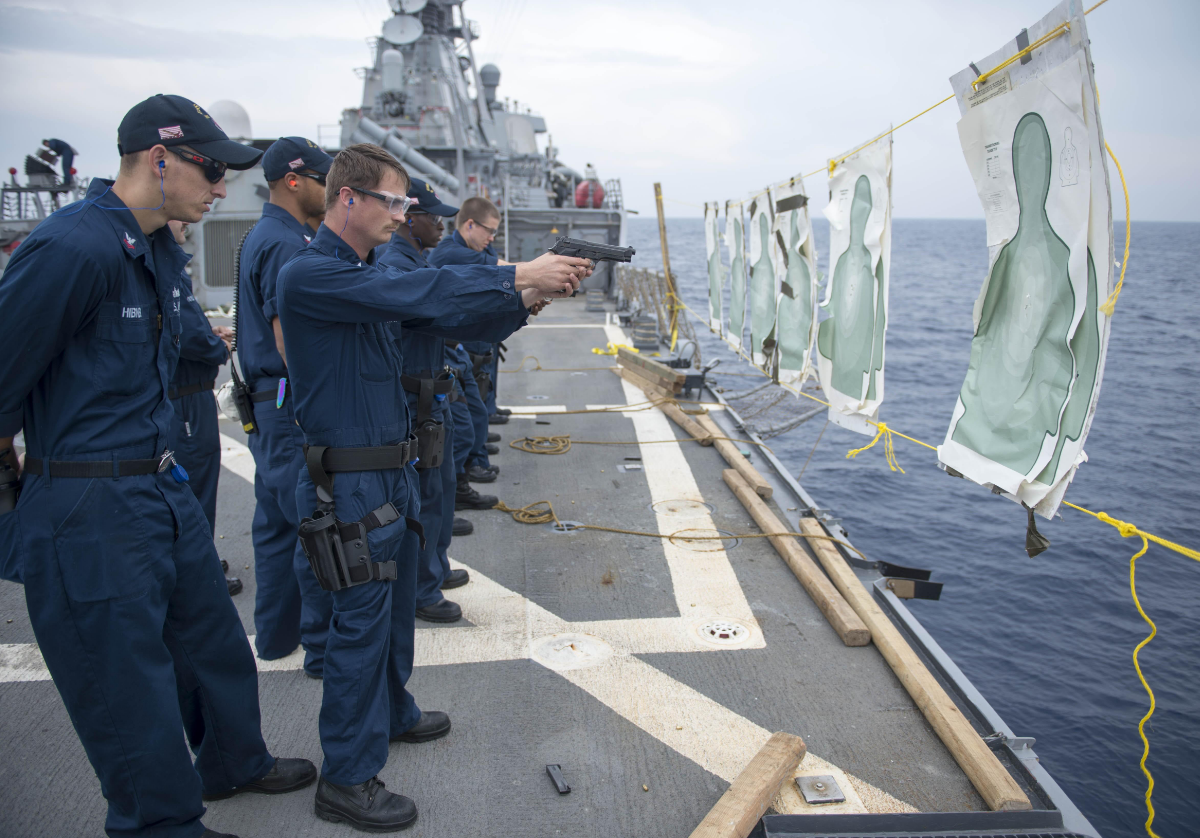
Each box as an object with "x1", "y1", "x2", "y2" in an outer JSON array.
[
  {"x1": 288, "y1": 158, "x2": 305, "y2": 170},
  {"x1": 158, "y1": 125, "x2": 184, "y2": 140}
]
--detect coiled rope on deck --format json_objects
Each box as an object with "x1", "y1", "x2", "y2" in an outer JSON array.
[{"x1": 490, "y1": 499, "x2": 869, "y2": 559}]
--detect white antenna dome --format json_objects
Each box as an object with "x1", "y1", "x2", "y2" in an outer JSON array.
[{"x1": 207, "y1": 100, "x2": 253, "y2": 141}]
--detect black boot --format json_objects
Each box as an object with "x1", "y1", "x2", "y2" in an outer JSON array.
[
  {"x1": 314, "y1": 775, "x2": 417, "y2": 832},
  {"x1": 466, "y1": 463, "x2": 498, "y2": 483},
  {"x1": 415, "y1": 598, "x2": 462, "y2": 623},
  {"x1": 391, "y1": 710, "x2": 452, "y2": 743},
  {"x1": 452, "y1": 517, "x2": 474, "y2": 536},
  {"x1": 496, "y1": 407, "x2": 512, "y2": 416},
  {"x1": 226, "y1": 576, "x2": 243, "y2": 596},
  {"x1": 441, "y1": 568, "x2": 470, "y2": 590},
  {"x1": 487, "y1": 412, "x2": 509, "y2": 425},
  {"x1": 486, "y1": 432, "x2": 501, "y2": 443},
  {"x1": 485, "y1": 443, "x2": 500, "y2": 455},
  {"x1": 455, "y1": 474, "x2": 497, "y2": 510},
  {"x1": 203, "y1": 757, "x2": 317, "y2": 800}
]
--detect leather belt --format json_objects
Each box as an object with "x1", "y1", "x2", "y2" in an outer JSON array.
[
  {"x1": 25, "y1": 456, "x2": 163, "y2": 478},
  {"x1": 309, "y1": 440, "x2": 419, "y2": 473},
  {"x1": 304, "y1": 437, "x2": 420, "y2": 506},
  {"x1": 251, "y1": 380, "x2": 287, "y2": 403},
  {"x1": 167, "y1": 379, "x2": 216, "y2": 400}
]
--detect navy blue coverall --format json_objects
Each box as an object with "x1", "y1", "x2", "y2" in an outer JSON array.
[
  {"x1": 276, "y1": 223, "x2": 527, "y2": 786},
  {"x1": 237, "y1": 202, "x2": 331, "y2": 675},
  {"x1": 0, "y1": 179, "x2": 275, "y2": 838},
  {"x1": 445, "y1": 344, "x2": 487, "y2": 474},
  {"x1": 429, "y1": 230, "x2": 503, "y2": 463},
  {"x1": 375, "y1": 235, "x2": 527, "y2": 608},
  {"x1": 166, "y1": 277, "x2": 226, "y2": 533}
]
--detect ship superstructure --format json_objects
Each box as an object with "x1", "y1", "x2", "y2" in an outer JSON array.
[{"x1": 180, "y1": 0, "x2": 625, "y2": 308}]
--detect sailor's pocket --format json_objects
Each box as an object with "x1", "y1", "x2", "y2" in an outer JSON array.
[
  {"x1": 357, "y1": 324, "x2": 394, "y2": 383},
  {"x1": 93, "y1": 304, "x2": 153, "y2": 396},
  {"x1": 343, "y1": 470, "x2": 409, "y2": 558},
  {"x1": 52, "y1": 479, "x2": 153, "y2": 602}
]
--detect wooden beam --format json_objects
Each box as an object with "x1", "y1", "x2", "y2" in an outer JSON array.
[
  {"x1": 722, "y1": 470, "x2": 869, "y2": 647},
  {"x1": 687, "y1": 732, "x2": 806, "y2": 838},
  {"x1": 696, "y1": 414, "x2": 772, "y2": 499},
  {"x1": 794, "y1": 516, "x2": 1032, "y2": 812},
  {"x1": 616, "y1": 346, "x2": 685, "y2": 391},
  {"x1": 613, "y1": 368, "x2": 713, "y2": 446}
]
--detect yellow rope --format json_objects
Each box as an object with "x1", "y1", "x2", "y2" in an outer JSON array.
[
  {"x1": 592, "y1": 342, "x2": 638, "y2": 356},
  {"x1": 491, "y1": 500, "x2": 869, "y2": 559},
  {"x1": 509, "y1": 434, "x2": 773, "y2": 455},
  {"x1": 1100, "y1": 141, "x2": 1131, "y2": 316},
  {"x1": 845, "y1": 422, "x2": 906, "y2": 473}
]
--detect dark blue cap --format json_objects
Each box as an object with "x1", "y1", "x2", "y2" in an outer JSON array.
[
  {"x1": 408, "y1": 177, "x2": 458, "y2": 216},
  {"x1": 117, "y1": 94, "x2": 262, "y2": 170},
  {"x1": 262, "y1": 136, "x2": 334, "y2": 182}
]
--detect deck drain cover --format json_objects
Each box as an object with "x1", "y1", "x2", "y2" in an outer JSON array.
[
  {"x1": 668, "y1": 528, "x2": 740, "y2": 551},
  {"x1": 695, "y1": 619, "x2": 752, "y2": 647},
  {"x1": 650, "y1": 499, "x2": 716, "y2": 517},
  {"x1": 527, "y1": 394, "x2": 550, "y2": 400},
  {"x1": 531, "y1": 633, "x2": 613, "y2": 671},
  {"x1": 795, "y1": 774, "x2": 845, "y2": 805},
  {"x1": 547, "y1": 520, "x2": 583, "y2": 533}
]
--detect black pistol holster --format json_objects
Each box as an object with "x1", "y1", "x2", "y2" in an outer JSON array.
[
  {"x1": 401, "y1": 372, "x2": 455, "y2": 469},
  {"x1": 468, "y1": 350, "x2": 494, "y2": 401},
  {"x1": 298, "y1": 441, "x2": 426, "y2": 592}
]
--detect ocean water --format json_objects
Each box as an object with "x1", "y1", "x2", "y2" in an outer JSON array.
[{"x1": 625, "y1": 217, "x2": 1200, "y2": 836}]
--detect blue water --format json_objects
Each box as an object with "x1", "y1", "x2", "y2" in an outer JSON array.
[{"x1": 626, "y1": 217, "x2": 1200, "y2": 836}]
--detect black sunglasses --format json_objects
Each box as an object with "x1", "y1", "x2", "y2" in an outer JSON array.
[
  {"x1": 296, "y1": 172, "x2": 326, "y2": 186},
  {"x1": 168, "y1": 146, "x2": 228, "y2": 184}
]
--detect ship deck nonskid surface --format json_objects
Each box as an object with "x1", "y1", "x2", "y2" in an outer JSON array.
[{"x1": 0, "y1": 298, "x2": 984, "y2": 837}]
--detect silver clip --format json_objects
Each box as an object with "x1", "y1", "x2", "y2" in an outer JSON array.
[{"x1": 158, "y1": 449, "x2": 176, "y2": 473}]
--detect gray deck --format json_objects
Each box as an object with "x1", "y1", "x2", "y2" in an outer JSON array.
[{"x1": 0, "y1": 297, "x2": 984, "y2": 837}]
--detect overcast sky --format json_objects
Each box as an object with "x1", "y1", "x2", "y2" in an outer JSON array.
[{"x1": 1, "y1": 0, "x2": 1195, "y2": 220}]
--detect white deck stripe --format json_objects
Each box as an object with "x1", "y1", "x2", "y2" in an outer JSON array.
[
  {"x1": 495, "y1": 405, "x2": 567, "y2": 414},
  {"x1": 219, "y1": 433, "x2": 256, "y2": 483}
]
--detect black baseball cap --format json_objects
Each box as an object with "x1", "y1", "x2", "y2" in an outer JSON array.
[
  {"x1": 117, "y1": 94, "x2": 262, "y2": 170},
  {"x1": 407, "y1": 177, "x2": 458, "y2": 216},
  {"x1": 262, "y1": 137, "x2": 334, "y2": 181}
]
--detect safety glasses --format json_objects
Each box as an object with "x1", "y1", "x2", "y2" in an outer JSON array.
[
  {"x1": 168, "y1": 146, "x2": 228, "y2": 184},
  {"x1": 351, "y1": 187, "x2": 415, "y2": 215},
  {"x1": 471, "y1": 219, "x2": 499, "y2": 236},
  {"x1": 296, "y1": 172, "x2": 327, "y2": 186}
]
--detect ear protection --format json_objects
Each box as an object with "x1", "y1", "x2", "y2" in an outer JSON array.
[
  {"x1": 159, "y1": 160, "x2": 165, "y2": 168},
  {"x1": 349, "y1": 197, "x2": 354, "y2": 205}
]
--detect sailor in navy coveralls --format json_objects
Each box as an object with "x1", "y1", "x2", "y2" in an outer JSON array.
[
  {"x1": 376, "y1": 177, "x2": 539, "y2": 625},
  {"x1": 236, "y1": 136, "x2": 334, "y2": 676},
  {"x1": 428, "y1": 197, "x2": 510, "y2": 482},
  {"x1": 276, "y1": 143, "x2": 589, "y2": 832},
  {"x1": 0, "y1": 94, "x2": 315, "y2": 838}
]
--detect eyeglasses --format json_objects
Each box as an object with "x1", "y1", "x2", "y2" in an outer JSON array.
[
  {"x1": 350, "y1": 187, "x2": 415, "y2": 215},
  {"x1": 296, "y1": 172, "x2": 327, "y2": 186},
  {"x1": 470, "y1": 220, "x2": 499, "y2": 236},
  {"x1": 168, "y1": 146, "x2": 228, "y2": 184}
]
